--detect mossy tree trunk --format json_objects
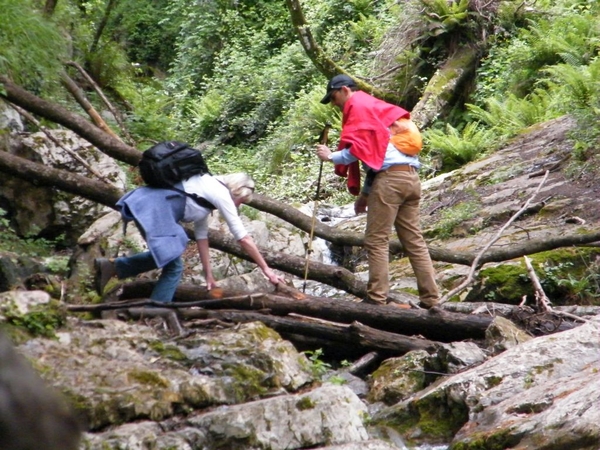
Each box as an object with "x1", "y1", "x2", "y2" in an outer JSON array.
[
  {"x1": 411, "y1": 45, "x2": 480, "y2": 129},
  {"x1": 284, "y1": 0, "x2": 405, "y2": 106},
  {"x1": 68, "y1": 293, "x2": 492, "y2": 343}
]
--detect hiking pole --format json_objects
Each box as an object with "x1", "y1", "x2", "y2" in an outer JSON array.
[{"x1": 302, "y1": 122, "x2": 331, "y2": 293}]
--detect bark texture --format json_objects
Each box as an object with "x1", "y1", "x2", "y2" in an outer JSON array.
[{"x1": 0, "y1": 76, "x2": 140, "y2": 166}]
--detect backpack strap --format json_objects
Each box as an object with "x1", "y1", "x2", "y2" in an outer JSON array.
[{"x1": 168, "y1": 186, "x2": 216, "y2": 210}]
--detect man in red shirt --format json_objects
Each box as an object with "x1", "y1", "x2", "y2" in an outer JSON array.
[{"x1": 316, "y1": 74, "x2": 439, "y2": 309}]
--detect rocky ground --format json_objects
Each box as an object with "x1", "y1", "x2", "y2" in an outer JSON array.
[{"x1": 422, "y1": 115, "x2": 600, "y2": 229}]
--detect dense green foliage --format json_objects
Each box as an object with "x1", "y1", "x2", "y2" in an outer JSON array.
[
  {"x1": 1, "y1": 0, "x2": 599, "y2": 203},
  {"x1": 0, "y1": 0, "x2": 67, "y2": 89}
]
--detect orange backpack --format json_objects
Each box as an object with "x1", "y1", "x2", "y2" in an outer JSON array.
[{"x1": 389, "y1": 117, "x2": 422, "y2": 156}]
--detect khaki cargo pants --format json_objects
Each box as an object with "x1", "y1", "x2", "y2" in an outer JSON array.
[{"x1": 365, "y1": 168, "x2": 439, "y2": 306}]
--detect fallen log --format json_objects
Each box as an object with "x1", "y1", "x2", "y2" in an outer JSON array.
[
  {"x1": 68, "y1": 300, "x2": 438, "y2": 357},
  {"x1": 114, "y1": 276, "x2": 305, "y2": 302},
  {"x1": 180, "y1": 309, "x2": 437, "y2": 356},
  {"x1": 126, "y1": 307, "x2": 184, "y2": 336},
  {"x1": 67, "y1": 293, "x2": 491, "y2": 343},
  {"x1": 343, "y1": 351, "x2": 381, "y2": 376},
  {"x1": 442, "y1": 301, "x2": 590, "y2": 334},
  {"x1": 183, "y1": 294, "x2": 493, "y2": 342}
]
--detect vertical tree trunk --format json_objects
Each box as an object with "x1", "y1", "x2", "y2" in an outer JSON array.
[
  {"x1": 411, "y1": 45, "x2": 479, "y2": 129},
  {"x1": 284, "y1": 0, "x2": 400, "y2": 105},
  {"x1": 89, "y1": 0, "x2": 118, "y2": 55},
  {"x1": 43, "y1": 0, "x2": 58, "y2": 16}
]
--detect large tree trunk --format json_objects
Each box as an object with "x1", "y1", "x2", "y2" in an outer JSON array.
[
  {"x1": 89, "y1": 0, "x2": 118, "y2": 55},
  {"x1": 186, "y1": 294, "x2": 493, "y2": 342},
  {"x1": 43, "y1": 0, "x2": 58, "y2": 16},
  {"x1": 0, "y1": 147, "x2": 122, "y2": 208},
  {"x1": 411, "y1": 45, "x2": 480, "y2": 129},
  {"x1": 68, "y1": 293, "x2": 493, "y2": 342},
  {"x1": 284, "y1": 0, "x2": 402, "y2": 105},
  {"x1": 75, "y1": 300, "x2": 441, "y2": 358},
  {"x1": 181, "y1": 309, "x2": 438, "y2": 357},
  {"x1": 60, "y1": 72, "x2": 122, "y2": 140},
  {"x1": 244, "y1": 193, "x2": 600, "y2": 266},
  {"x1": 284, "y1": 0, "x2": 344, "y2": 79}
]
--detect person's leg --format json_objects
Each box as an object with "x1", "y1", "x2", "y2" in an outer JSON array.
[
  {"x1": 95, "y1": 251, "x2": 158, "y2": 295},
  {"x1": 365, "y1": 173, "x2": 400, "y2": 304},
  {"x1": 113, "y1": 252, "x2": 158, "y2": 278},
  {"x1": 97, "y1": 252, "x2": 183, "y2": 302},
  {"x1": 393, "y1": 174, "x2": 439, "y2": 307},
  {"x1": 149, "y1": 256, "x2": 184, "y2": 303}
]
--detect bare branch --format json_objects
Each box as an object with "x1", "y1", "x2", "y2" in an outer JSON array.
[
  {"x1": 65, "y1": 61, "x2": 135, "y2": 146},
  {"x1": 440, "y1": 171, "x2": 550, "y2": 304},
  {"x1": 523, "y1": 255, "x2": 552, "y2": 312},
  {"x1": 523, "y1": 255, "x2": 591, "y2": 324},
  {"x1": 60, "y1": 71, "x2": 122, "y2": 141}
]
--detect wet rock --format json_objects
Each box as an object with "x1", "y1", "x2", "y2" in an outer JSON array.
[{"x1": 485, "y1": 315, "x2": 532, "y2": 355}]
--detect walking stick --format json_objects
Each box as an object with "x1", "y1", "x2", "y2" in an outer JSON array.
[{"x1": 302, "y1": 122, "x2": 331, "y2": 293}]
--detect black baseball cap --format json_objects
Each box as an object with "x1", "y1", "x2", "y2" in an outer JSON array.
[{"x1": 320, "y1": 74, "x2": 357, "y2": 104}]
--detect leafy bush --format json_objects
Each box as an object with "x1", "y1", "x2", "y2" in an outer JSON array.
[
  {"x1": 542, "y1": 61, "x2": 600, "y2": 111},
  {"x1": 116, "y1": 80, "x2": 179, "y2": 144},
  {"x1": 108, "y1": 0, "x2": 181, "y2": 73},
  {"x1": 473, "y1": 2, "x2": 600, "y2": 101},
  {"x1": 303, "y1": 348, "x2": 332, "y2": 379}
]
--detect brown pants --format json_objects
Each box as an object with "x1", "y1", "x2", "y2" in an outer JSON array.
[{"x1": 365, "y1": 169, "x2": 439, "y2": 306}]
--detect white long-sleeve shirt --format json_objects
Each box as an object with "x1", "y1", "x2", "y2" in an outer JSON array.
[{"x1": 181, "y1": 174, "x2": 248, "y2": 241}]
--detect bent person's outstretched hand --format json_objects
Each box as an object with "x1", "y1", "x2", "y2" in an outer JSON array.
[{"x1": 263, "y1": 267, "x2": 285, "y2": 285}]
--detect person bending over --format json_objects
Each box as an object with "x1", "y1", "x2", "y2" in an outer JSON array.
[{"x1": 94, "y1": 172, "x2": 283, "y2": 301}]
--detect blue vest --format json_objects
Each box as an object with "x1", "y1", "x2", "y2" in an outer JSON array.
[{"x1": 116, "y1": 186, "x2": 188, "y2": 268}]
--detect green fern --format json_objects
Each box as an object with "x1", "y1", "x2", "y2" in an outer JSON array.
[
  {"x1": 542, "y1": 63, "x2": 598, "y2": 109},
  {"x1": 419, "y1": 0, "x2": 470, "y2": 36},
  {"x1": 424, "y1": 122, "x2": 497, "y2": 171},
  {"x1": 466, "y1": 90, "x2": 560, "y2": 138}
]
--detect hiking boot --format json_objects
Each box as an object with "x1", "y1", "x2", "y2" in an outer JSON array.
[
  {"x1": 361, "y1": 297, "x2": 386, "y2": 306},
  {"x1": 418, "y1": 299, "x2": 440, "y2": 310},
  {"x1": 94, "y1": 258, "x2": 116, "y2": 295}
]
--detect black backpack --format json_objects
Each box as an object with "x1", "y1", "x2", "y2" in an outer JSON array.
[{"x1": 138, "y1": 141, "x2": 216, "y2": 209}]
